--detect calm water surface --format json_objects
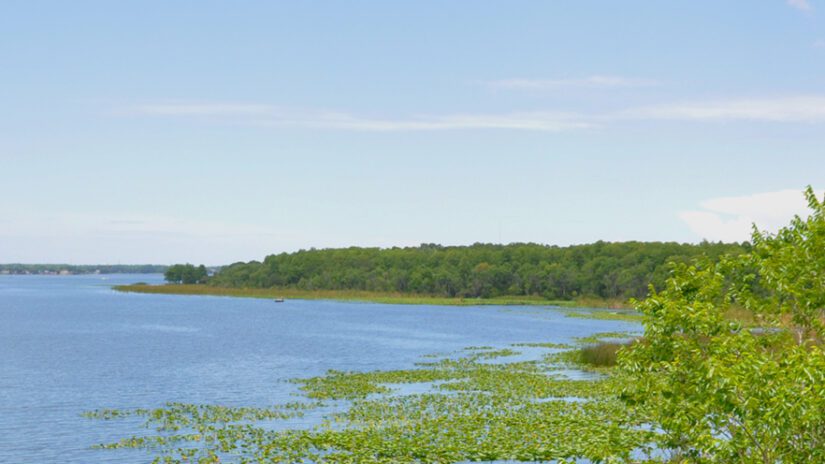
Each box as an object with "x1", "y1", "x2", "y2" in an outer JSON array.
[{"x1": 0, "y1": 274, "x2": 639, "y2": 463}]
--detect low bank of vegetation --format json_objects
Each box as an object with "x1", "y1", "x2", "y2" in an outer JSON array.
[{"x1": 113, "y1": 283, "x2": 594, "y2": 307}]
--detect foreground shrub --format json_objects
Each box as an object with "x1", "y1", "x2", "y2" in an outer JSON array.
[{"x1": 620, "y1": 187, "x2": 825, "y2": 463}]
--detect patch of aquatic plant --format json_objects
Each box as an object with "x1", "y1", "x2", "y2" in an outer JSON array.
[
  {"x1": 315, "y1": 393, "x2": 651, "y2": 463},
  {"x1": 88, "y1": 339, "x2": 656, "y2": 463},
  {"x1": 576, "y1": 342, "x2": 629, "y2": 368},
  {"x1": 436, "y1": 362, "x2": 616, "y2": 399},
  {"x1": 464, "y1": 347, "x2": 520, "y2": 360},
  {"x1": 84, "y1": 401, "x2": 321, "y2": 431},
  {"x1": 565, "y1": 309, "x2": 644, "y2": 322},
  {"x1": 541, "y1": 333, "x2": 639, "y2": 372},
  {"x1": 295, "y1": 367, "x2": 468, "y2": 400},
  {"x1": 575, "y1": 331, "x2": 638, "y2": 344},
  {"x1": 413, "y1": 348, "x2": 524, "y2": 368},
  {"x1": 511, "y1": 341, "x2": 573, "y2": 349}
]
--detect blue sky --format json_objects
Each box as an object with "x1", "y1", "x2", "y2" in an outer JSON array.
[{"x1": 1, "y1": 1, "x2": 824, "y2": 264}]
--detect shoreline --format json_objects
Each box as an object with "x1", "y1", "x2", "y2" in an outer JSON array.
[{"x1": 112, "y1": 284, "x2": 633, "y2": 309}]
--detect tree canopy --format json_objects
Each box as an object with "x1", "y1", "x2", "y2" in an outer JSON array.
[
  {"x1": 208, "y1": 241, "x2": 745, "y2": 301},
  {"x1": 164, "y1": 264, "x2": 208, "y2": 284}
]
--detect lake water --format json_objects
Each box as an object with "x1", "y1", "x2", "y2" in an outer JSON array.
[{"x1": 0, "y1": 274, "x2": 639, "y2": 463}]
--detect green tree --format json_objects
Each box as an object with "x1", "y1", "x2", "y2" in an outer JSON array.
[
  {"x1": 619, "y1": 187, "x2": 825, "y2": 463},
  {"x1": 164, "y1": 263, "x2": 208, "y2": 284}
]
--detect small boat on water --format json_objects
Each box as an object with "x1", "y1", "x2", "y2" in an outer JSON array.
[{"x1": 274, "y1": 298, "x2": 285, "y2": 303}]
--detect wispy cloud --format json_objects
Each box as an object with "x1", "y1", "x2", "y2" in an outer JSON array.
[
  {"x1": 623, "y1": 96, "x2": 825, "y2": 122},
  {"x1": 814, "y1": 38, "x2": 825, "y2": 49},
  {"x1": 127, "y1": 94, "x2": 825, "y2": 132},
  {"x1": 257, "y1": 111, "x2": 592, "y2": 132},
  {"x1": 133, "y1": 103, "x2": 274, "y2": 116},
  {"x1": 680, "y1": 188, "x2": 824, "y2": 242},
  {"x1": 131, "y1": 104, "x2": 592, "y2": 132},
  {"x1": 488, "y1": 75, "x2": 659, "y2": 91},
  {"x1": 787, "y1": 0, "x2": 813, "y2": 12}
]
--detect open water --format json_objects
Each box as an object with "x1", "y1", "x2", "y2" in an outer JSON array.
[{"x1": 0, "y1": 274, "x2": 639, "y2": 463}]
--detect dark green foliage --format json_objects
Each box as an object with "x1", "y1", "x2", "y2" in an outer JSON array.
[
  {"x1": 164, "y1": 264, "x2": 208, "y2": 284},
  {"x1": 209, "y1": 241, "x2": 745, "y2": 300}
]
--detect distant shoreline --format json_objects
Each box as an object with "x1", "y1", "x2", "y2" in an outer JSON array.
[
  {"x1": 0, "y1": 264, "x2": 168, "y2": 276},
  {"x1": 113, "y1": 284, "x2": 632, "y2": 309}
]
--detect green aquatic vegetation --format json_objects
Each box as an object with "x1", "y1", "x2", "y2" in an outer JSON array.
[
  {"x1": 88, "y1": 340, "x2": 657, "y2": 463},
  {"x1": 84, "y1": 402, "x2": 319, "y2": 431},
  {"x1": 575, "y1": 331, "x2": 638, "y2": 344},
  {"x1": 308, "y1": 394, "x2": 649, "y2": 463},
  {"x1": 538, "y1": 334, "x2": 637, "y2": 372},
  {"x1": 436, "y1": 363, "x2": 615, "y2": 400},
  {"x1": 296, "y1": 367, "x2": 469, "y2": 400},
  {"x1": 565, "y1": 310, "x2": 644, "y2": 323},
  {"x1": 418, "y1": 352, "x2": 447, "y2": 359},
  {"x1": 511, "y1": 341, "x2": 573, "y2": 349},
  {"x1": 297, "y1": 370, "x2": 394, "y2": 400},
  {"x1": 576, "y1": 342, "x2": 628, "y2": 368},
  {"x1": 464, "y1": 347, "x2": 520, "y2": 360}
]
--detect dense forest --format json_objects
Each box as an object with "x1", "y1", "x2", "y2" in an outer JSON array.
[
  {"x1": 208, "y1": 241, "x2": 746, "y2": 300},
  {"x1": 0, "y1": 264, "x2": 168, "y2": 275}
]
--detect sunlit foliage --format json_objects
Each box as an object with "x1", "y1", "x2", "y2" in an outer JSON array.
[{"x1": 619, "y1": 187, "x2": 825, "y2": 463}]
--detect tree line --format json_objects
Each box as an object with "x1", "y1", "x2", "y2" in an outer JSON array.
[
  {"x1": 164, "y1": 264, "x2": 208, "y2": 284},
  {"x1": 0, "y1": 264, "x2": 168, "y2": 275},
  {"x1": 205, "y1": 241, "x2": 746, "y2": 300}
]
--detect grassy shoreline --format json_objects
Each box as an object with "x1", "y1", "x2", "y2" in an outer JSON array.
[{"x1": 112, "y1": 283, "x2": 632, "y2": 309}]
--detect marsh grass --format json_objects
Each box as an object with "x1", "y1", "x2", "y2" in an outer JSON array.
[
  {"x1": 577, "y1": 342, "x2": 629, "y2": 367},
  {"x1": 571, "y1": 295, "x2": 631, "y2": 309},
  {"x1": 114, "y1": 284, "x2": 623, "y2": 308},
  {"x1": 565, "y1": 309, "x2": 643, "y2": 322}
]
